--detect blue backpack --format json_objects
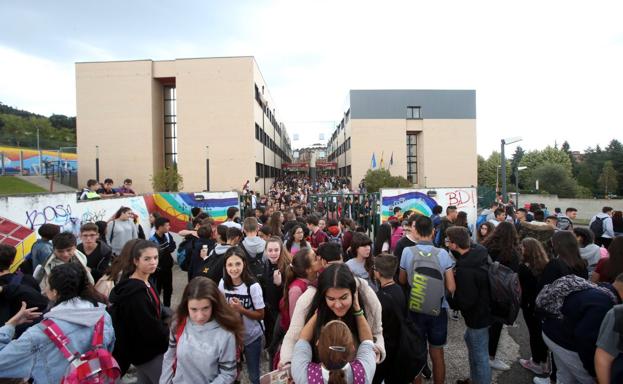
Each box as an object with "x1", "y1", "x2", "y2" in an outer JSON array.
[{"x1": 476, "y1": 214, "x2": 488, "y2": 230}]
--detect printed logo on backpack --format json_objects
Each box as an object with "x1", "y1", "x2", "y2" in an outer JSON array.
[{"x1": 408, "y1": 246, "x2": 445, "y2": 316}]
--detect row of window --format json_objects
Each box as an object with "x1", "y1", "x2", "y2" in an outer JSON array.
[
  {"x1": 256, "y1": 162, "x2": 284, "y2": 179},
  {"x1": 407, "y1": 132, "x2": 418, "y2": 183},
  {"x1": 338, "y1": 165, "x2": 351, "y2": 177},
  {"x1": 255, "y1": 124, "x2": 291, "y2": 163},
  {"x1": 327, "y1": 137, "x2": 351, "y2": 161},
  {"x1": 254, "y1": 84, "x2": 284, "y2": 139},
  {"x1": 163, "y1": 86, "x2": 178, "y2": 168}
]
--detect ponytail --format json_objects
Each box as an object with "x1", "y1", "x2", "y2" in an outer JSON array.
[{"x1": 282, "y1": 248, "x2": 313, "y2": 315}]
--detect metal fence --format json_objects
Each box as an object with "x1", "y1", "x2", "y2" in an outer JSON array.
[{"x1": 42, "y1": 160, "x2": 78, "y2": 189}]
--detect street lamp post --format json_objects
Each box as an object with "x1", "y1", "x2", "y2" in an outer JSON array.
[
  {"x1": 206, "y1": 146, "x2": 210, "y2": 191},
  {"x1": 515, "y1": 166, "x2": 528, "y2": 206},
  {"x1": 501, "y1": 136, "x2": 522, "y2": 203},
  {"x1": 95, "y1": 145, "x2": 100, "y2": 181}
]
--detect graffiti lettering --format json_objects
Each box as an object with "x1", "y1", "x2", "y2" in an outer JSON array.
[
  {"x1": 25, "y1": 204, "x2": 77, "y2": 230},
  {"x1": 445, "y1": 190, "x2": 473, "y2": 208},
  {"x1": 81, "y1": 209, "x2": 106, "y2": 223}
]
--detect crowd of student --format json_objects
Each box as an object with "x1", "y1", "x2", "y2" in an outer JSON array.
[
  {"x1": 1, "y1": 177, "x2": 623, "y2": 384},
  {"x1": 79, "y1": 178, "x2": 137, "y2": 200}
]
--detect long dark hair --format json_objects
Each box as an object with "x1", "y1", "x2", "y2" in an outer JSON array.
[
  {"x1": 551, "y1": 231, "x2": 587, "y2": 272},
  {"x1": 268, "y1": 211, "x2": 283, "y2": 237},
  {"x1": 175, "y1": 277, "x2": 244, "y2": 345},
  {"x1": 477, "y1": 221, "x2": 495, "y2": 243},
  {"x1": 351, "y1": 232, "x2": 374, "y2": 278},
  {"x1": 482, "y1": 221, "x2": 520, "y2": 266},
  {"x1": 520, "y1": 238, "x2": 549, "y2": 275},
  {"x1": 113, "y1": 206, "x2": 132, "y2": 220},
  {"x1": 601, "y1": 237, "x2": 623, "y2": 282},
  {"x1": 114, "y1": 239, "x2": 159, "y2": 281},
  {"x1": 222, "y1": 246, "x2": 256, "y2": 290},
  {"x1": 373, "y1": 223, "x2": 392, "y2": 256},
  {"x1": 285, "y1": 225, "x2": 308, "y2": 252},
  {"x1": 282, "y1": 248, "x2": 313, "y2": 315},
  {"x1": 306, "y1": 264, "x2": 365, "y2": 358},
  {"x1": 48, "y1": 263, "x2": 103, "y2": 306}
]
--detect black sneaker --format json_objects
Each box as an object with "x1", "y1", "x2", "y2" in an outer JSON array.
[{"x1": 422, "y1": 364, "x2": 432, "y2": 379}]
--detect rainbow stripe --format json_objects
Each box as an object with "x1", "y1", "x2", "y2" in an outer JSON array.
[{"x1": 381, "y1": 191, "x2": 437, "y2": 222}]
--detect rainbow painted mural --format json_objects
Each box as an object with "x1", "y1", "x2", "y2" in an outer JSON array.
[
  {"x1": 381, "y1": 191, "x2": 438, "y2": 221},
  {"x1": 0, "y1": 145, "x2": 78, "y2": 174},
  {"x1": 143, "y1": 192, "x2": 239, "y2": 232}
]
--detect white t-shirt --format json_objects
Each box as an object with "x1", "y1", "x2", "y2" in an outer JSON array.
[
  {"x1": 218, "y1": 280, "x2": 265, "y2": 345},
  {"x1": 221, "y1": 220, "x2": 242, "y2": 230}
]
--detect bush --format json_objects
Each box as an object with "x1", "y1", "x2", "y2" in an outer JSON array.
[
  {"x1": 151, "y1": 166, "x2": 183, "y2": 192},
  {"x1": 363, "y1": 169, "x2": 412, "y2": 193}
]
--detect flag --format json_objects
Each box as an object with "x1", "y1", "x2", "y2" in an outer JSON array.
[
  {"x1": 380, "y1": 151, "x2": 384, "y2": 168},
  {"x1": 390, "y1": 152, "x2": 394, "y2": 167},
  {"x1": 371, "y1": 153, "x2": 377, "y2": 169}
]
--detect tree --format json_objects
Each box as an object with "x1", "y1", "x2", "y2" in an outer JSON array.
[
  {"x1": 528, "y1": 163, "x2": 578, "y2": 198},
  {"x1": 151, "y1": 166, "x2": 184, "y2": 192},
  {"x1": 510, "y1": 146, "x2": 525, "y2": 186},
  {"x1": 363, "y1": 169, "x2": 411, "y2": 193},
  {"x1": 598, "y1": 161, "x2": 618, "y2": 196}
]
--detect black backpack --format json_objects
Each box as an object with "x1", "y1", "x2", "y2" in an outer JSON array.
[
  {"x1": 176, "y1": 237, "x2": 196, "y2": 272},
  {"x1": 240, "y1": 244, "x2": 265, "y2": 286},
  {"x1": 590, "y1": 217, "x2": 605, "y2": 239},
  {"x1": 483, "y1": 259, "x2": 522, "y2": 325}
]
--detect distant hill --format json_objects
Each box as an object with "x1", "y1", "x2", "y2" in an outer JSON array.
[{"x1": 0, "y1": 102, "x2": 76, "y2": 149}]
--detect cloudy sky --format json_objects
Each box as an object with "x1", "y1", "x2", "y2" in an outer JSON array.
[{"x1": 1, "y1": 0, "x2": 622, "y2": 156}]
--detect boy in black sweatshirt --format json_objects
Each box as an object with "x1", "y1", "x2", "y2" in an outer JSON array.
[{"x1": 149, "y1": 217, "x2": 176, "y2": 307}]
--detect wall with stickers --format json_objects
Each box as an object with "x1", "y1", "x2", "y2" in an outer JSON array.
[
  {"x1": 380, "y1": 187, "x2": 478, "y2": 232},
  {"x1": 0, "y1": 191, "x2": 239, "y2": 269}
]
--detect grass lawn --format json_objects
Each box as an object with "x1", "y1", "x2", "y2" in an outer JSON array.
[{"x1": 0, "y1": 176, "x2": 47, "y2": 195}]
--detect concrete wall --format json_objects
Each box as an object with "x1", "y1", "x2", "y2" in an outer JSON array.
[{"x1": 517, "y1": 194, "x2": 623, "y2": 221}]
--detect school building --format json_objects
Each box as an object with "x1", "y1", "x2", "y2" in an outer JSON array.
[
  {"x1": 76, "y1": 56, "x2": 292, "y2": 194},
  {"x1": 327, "y1": 90, "x2": 477, "y2": 188}
]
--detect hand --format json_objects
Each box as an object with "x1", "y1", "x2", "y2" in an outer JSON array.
[
  {"x1": 353, "y1": 288, "x2": 361, "y2": 312},
  {"x1": 273, "y1": 270, "x2": 282, "y2": 286},
  {"x1": 200, "y1": 248, "x2": 208, "y2": 260},
  {"x1": 229, "y1": 297, "x2": 244, "y2": 313},
  {"x1": 7, "y1": 302, "x2": 42, "y2": 327}
]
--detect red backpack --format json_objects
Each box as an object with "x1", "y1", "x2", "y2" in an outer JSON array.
[{"x1": 42, "y1": 315, "x2": 120, "y2": 384}]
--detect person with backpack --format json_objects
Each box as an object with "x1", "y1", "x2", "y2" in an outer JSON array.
[
  {"x1": 307, "y1": 214, "x2": 329, "y2": 252},
  {"x1": 445, "y1": 226, "x2": 492, "y2": 384},
  {"x1": 240, "y1": 217, "x2": 267, "y2": 286},
  {"x1": 160, "y1": 277, "x2": 244, "y2": 384},
  {"x1": 0, "y1": 245, "x2": 48, "y2": 338},
  {"x1": 279, "y1": 248, "x2": 321, "y2": 333},
  {"x1": 109, "y1": 239, "x2": 169, "y2": 382},
  {"x1": 436, "y1": 205, "x2": 457, "y2": 248},
  {"x1": 150, "y1": 217, "x2": 177, "y2": 308},
  {"x1": 218, "y1": 247, "x2": 265, "y2": 384},
  {"x1": 481, "y1": 221, "x2": 521, "y2": 371},
  {"x1": 399, "y1": 215, "x2": 456, "y2": 384},
  {"x1": 0, "y1": 262, "x2": 116, "y2": 383},
  {"x1": 325, "y1": 219, "x2": 344, "y2": 247},
  {"x1": 536, "y1": 273, "x2": 623, "y2": 383},
  {"x1": 590, "y1": 206, "x2": 615, "y2": 248},
  {"x1": 34, "y1": 231, "x2": 94, "y2": 290},
  {"x1": 187, "y1": 224, "x2": 221, "y2": 282}
]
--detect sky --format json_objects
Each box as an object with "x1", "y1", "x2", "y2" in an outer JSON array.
[{"x1": 1, "y1": 0, "x2": 622, "y2": 157}]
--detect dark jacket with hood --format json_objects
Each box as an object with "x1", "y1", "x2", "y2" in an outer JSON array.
[
  {"x1": 188, "y1": 239, "x2": 224, "y2": 284},
  {"x1": 108, "y1": 277, "x2": 169, "y2": 372},
  {"x1": 448, "y1": 243, "x2": 491, "y2": 329},
  {"x1": 542, "y1": 283, "x2": 621, "y2": 377}
]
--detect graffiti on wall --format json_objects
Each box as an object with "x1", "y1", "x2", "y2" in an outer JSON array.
[
  {"x1": 0, "y1": 145, "x2": 78, "y2": 175},
  {"x1": 380, "y1": 188, "x2": 478, "y2": 231}
]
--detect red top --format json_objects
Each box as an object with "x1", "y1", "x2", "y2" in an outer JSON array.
[
  {"x1": 310, "y1": 228, "x2": 328, "y2": 250},
  {"x1": 279, "y1": 278, "x2": 310, "y2": 330}
]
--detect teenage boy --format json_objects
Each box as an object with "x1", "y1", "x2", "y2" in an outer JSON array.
[
  {"x1": 241, "y1": 217, "x2": 266, "y2": 263},
  {"x1": 117, "y1": 178, "x2": 136, "y2": 196},
  {"x1": 399, "y1": 216, "x2": 456, "y2": 384},
  {"x1": 97, "y1": 178, "x2": 120, "y2": 198},
  {"x1": 222, "y1": 207, "x2": 242, "y2": 229},
  {"x1": 79, "y1": 179, "x2": 101, "y2": 200},
  {"x1": 30, "y1": 223, "x2": 60, "y2": 272},
  {"x1": 34, "y1": 232, "x2": 94, "y2": 289},
  {"x1": 489, "y1": 207, "x2": 506, "y2": 227},
  {"x1": 149, "y1": 217, "x2": 176, "y2": 308},
  {"x1": 189, "y1": 224, "x2": 224, "y2": 284},
  {"x1": 77, "y1": 222, "x2": 113, "y2": 283},
  {"x1": 393, "y1": 214, "x2": 418, "y2": 266},
  {"x1": 306, "y1": 214, "x2": 328, "y2": 251},
  {"x1": 373, "y1": 254, "x2": 408, "y2": 384},
  {"x1": 438, "y1": 205, "x2": 458, "y2": 247},
  {"x1": 446, "y1": 226, "x2": 492, "y2": 384}
]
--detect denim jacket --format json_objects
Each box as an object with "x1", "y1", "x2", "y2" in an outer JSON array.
[{"x1": 0, "y1": 298, "x2": 115, "y2": 383}]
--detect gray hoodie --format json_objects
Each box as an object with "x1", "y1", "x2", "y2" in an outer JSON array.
[
  {"x1": 242, "y1": 236, "x2": 266, "y2": 259},
  {"x1": 580, "y1": 244, "x2": 602, "y2": 275},
  {"x1": 159, "y1": 320, "x2": 237, "y2": 384}
]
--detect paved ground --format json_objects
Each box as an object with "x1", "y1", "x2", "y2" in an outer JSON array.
[
  {"x1": 14, "y1": 175, "x2": 76, "y2": 192},
  {"x1": 125, "y1": 266, "x2": 538, "y2": 383}
]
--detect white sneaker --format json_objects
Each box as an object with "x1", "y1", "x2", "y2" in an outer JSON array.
[
  {"x1": 489, "y1": 358, "x2": 510, "y2": 371},
  {"x1": 533, "y1": 376, "x2": 553, "y2": 384}
]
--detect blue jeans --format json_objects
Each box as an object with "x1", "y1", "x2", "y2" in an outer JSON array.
[
  {"x1": 464, "y1": 327, "x2": 491, "y2": 384},
  {"x1": 244, "y1": 336, "x2": 263, "y2": 384}
]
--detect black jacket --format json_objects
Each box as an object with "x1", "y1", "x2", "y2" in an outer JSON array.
[
  {"x1": 448, "y1": 244, "x2": 491, "y2": 329},
  {"x1": 262, "y1": 261, "x2": 284, "y2": 313},
  {"x1": 187, "y1": 237, "x2": 218, "y2": 281},
  {"x1": 108, "y1": 278, "x2": 169, "y2": 372},
  {"x1": 0, "y1": 273, "x2": 48, "y2": 337},
  {"x1": 78, "y1": 240, "x2": 113, "y2": 283}
]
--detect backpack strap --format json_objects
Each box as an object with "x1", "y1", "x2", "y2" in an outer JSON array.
[
  {"x1": 91, "y1": 316, "x2": 105, "y2": 347},
  {"x1": 41, "y1": 319, "x2": 77, "y2": 362}
]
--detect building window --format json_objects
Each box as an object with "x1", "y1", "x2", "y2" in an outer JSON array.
[
  {"x1": 407, "y1": 132, "x2": 418, "y2": 183},
  {"x1": 407, "y1": 106, "x2": 422, "y2": 119},
  {"x1": 164, "y1": 86, "x2": 177, "y2": 168}
]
